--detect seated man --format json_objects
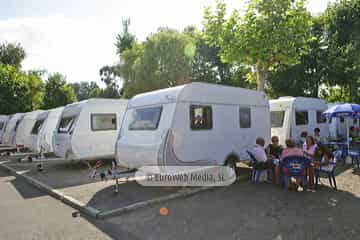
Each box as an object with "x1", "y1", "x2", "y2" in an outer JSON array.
[
  {"x1": 251, "y1": 137, "x2": 269, "y2": 181},
  {"x1": 251, "y1": 137, "x2": 268, "y2": 169}
]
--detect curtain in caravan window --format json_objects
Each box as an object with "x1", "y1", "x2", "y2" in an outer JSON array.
[
  {"x1": 239, "y1": 108, "x2": 251, "y2": 128},
  {"x1": 190, "y1": 105, "x2": 212, "y2": 130},
  {"x1": 91, "y1": 114, "x2": 117, "y2": 131},
  {"x1": 295, "y1": 111, "x2": 308, "y2": 125},
  {"x1": 31, "y1": 119, "x2": 45, "y2": 134}
]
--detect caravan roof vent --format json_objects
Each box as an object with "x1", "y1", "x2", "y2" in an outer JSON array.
[{"x1": 279, "y1": 96, "x2": 294, "y2": 99}]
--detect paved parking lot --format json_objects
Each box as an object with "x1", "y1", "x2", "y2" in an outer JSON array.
[{"x1": 1, "y1": 160, "x2": 360, "y2": 240}]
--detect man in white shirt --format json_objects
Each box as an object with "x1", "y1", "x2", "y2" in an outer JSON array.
[
  {"x1": 251, "y1": 137, "x2": 269, "y2": 182},
  {"x1": 252, "y1": 138, "x2": 267, "y2": 162}
]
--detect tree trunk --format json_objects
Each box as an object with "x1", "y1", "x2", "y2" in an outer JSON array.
[{"x1": 255, "y1": 62, "x2": 267, "y2": 91}]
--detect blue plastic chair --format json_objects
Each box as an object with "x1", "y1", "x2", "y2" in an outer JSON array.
[
  {"x1": 349, "y1": 150, "x2": 360, "y2": 168},
  {"x1": 282, "y1": 156, "x2": 311, "y2": 191},
  {"x1": 315, "y1": 150, "x2": 341, "y2": 190},
  {"x1": 247, "y1": 151, "x2": 268, "y2": 184}
]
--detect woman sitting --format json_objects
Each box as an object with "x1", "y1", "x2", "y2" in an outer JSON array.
[{"x1": 266, "y1": 136, "x2": 283, "y2": 184}]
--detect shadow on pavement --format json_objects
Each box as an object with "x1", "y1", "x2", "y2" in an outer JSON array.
[{"x1": 83, "y1": 179, "x2": 360, "y2": 240}]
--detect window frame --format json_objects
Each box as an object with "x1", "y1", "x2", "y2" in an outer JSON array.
[
  {"x1": 316, "y1": 111, "x2": 327, "y2": 124},
  {"x1": 295, "y1": 111, "x2": 309, "y2": 126},
  {"x1": 271, "y1": 110, "x2": 285, "y2": 128},
  {"x1": 90, "y1": 113, "x2": 117, "y2": 132},
  {"x1": 190, "y1": 104, "x2": 213, "y2": 131},
  {"x1": 31, "y1": 119, "x2": 45, "y2": 135},
  {"x1": 239, "y1": 107, "x2": 252, "y2": 129},
  {"x1": 57, "y1": 116, "x2": 76, "y2": 134},
  {"x1": 128, "y1": 106, "x2": 163, "y2": 131}
]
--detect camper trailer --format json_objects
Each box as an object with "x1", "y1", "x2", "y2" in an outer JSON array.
[
  {"x1": 2, "y1": 113, "x2": 25, "y2": 146},
  {"x1": 15, "y1": 110, "x2": 44, "y2": 148},
  {"x1": 270, "y1": 97, "x2": 329, "y2": 144},
  {"x1": 115, "y1": 82, "x2": 271, "y2": 169},
  {"x1": 0, "y1": 115, "x2": 9, "y2": 143},
  {"x1": 28, "y1": 107, "x2": 64, "y2": 155},
  {"x1": 53, "y1": 99, "x2": 128, "y2": 161}
]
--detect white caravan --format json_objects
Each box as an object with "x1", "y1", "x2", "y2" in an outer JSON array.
[
  {"x1": 115, "y1": 82, "x2": 271, "y2": 169},
  {"x1": 2, "y1": 113, "x2": 25, "y2": 146},
  {"x1": 15, "y1": 110, "x2": 44, "y2": 148},
  {"x1": 0, "y1": 115, "x2": 9, "y2": 143},
  {"x1": 270, "y1": 97, "x2": 329, "y2": 144},
  {"x1": 53, "y1": 99, "x2": 128, "y2": 161},
  {"x1": 28, "y1": 107, "x2": 64, "y2": 155}
]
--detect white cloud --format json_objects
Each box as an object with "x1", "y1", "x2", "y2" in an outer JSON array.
[{"x1": 0, "y1": 0, "x2": 334, "y2": 86}]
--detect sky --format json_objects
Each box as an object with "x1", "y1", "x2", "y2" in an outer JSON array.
[{"x1": 0, "y1": 0, "x2": 335, "y2": 87}]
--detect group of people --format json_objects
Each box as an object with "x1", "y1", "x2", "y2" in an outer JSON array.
[{"x1": 251, "y1": 128, "x2": 334, "y2": 190}]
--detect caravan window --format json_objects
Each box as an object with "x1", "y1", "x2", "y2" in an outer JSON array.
[
  {"x1": 316, "y1": 111, "x2": 326, "y2": 124},
  {"x1": 14, "y1": 119, "x2": 23, "y2": 131},
  {"x1": 91, "y1": 114, "x2": 117, "y2": 131},
  {"x1": 31, "y1": 119, "x2": 45, "y2": 134},
  {"x1": 239, "y1": 108, "x2": 251, "y2": 128},
  {"x1": 190, "y1": 105, "x2": 212, "y2": 130},
  {"x1": 271, "y1": 111, "x2": 285, "y2": 128},
  {"x1": 0, "y1": 122, "x2": 4, "y2": 130},
  {"x1": 340, "y1": 117, "x2": 344, "y2": 123},
  {"x1": 58, "y1": 117, "x2": 75, "y2": 133},
  {"x1": 129, "y1": 107, "x2": 162, "y2": 130},
  {"x1": 353, "y1": 119, "x2": 358, "y2": 125},
  {"x1": 295, "y1": 111, "x2": 308, "y2": 125}
]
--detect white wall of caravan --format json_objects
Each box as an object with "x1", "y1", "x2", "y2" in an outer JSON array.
[
  {"x1": 2, "y1": 113, "x2": 24, "y2": 145},
  {"x1": 171, "y1": 102, "x2": 270, "y2": 165},
  {"x1": 36, "y1": 107, "x2": 63, "y2": 154},
  {"x1": 0, "y1": 115, "x2": 9, "y2": 143},
  {"x1": 270, "y1": 98, "x2": 329, "y2": 145},
  {"x1": 15, "y1": 111, "x2": 43, "y2": 148},
  {"x1": 53, "y1": 99, "x2": 128, "y2": 161},
  {"x1": 116, "y1": 103, "x2": 176, "y2": 169}
]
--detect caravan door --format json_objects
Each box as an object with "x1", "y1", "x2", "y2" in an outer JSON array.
[
  {"x1": 53, "y1": 116, "x2": 76, "y2": 159},
  {"x1": 270, "y1": 108, "x2": 290, "y2": 144}
]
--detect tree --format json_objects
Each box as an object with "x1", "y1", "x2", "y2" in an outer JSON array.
[
  {"x1": 185, "y1": 26, "x2": 254, "y2": 88},
  {"x1": 203, "y1": 0, "x2": 313, "y2": 90},
  {"x1": 120, "y1": 28, "x2": 195, "y2": 97},
  {"x1": 115, "y1": 18, "x2": 136, "y2": 56},
  {"x1": 323, "y1": 0, "x2": 360, "y2": 102},
  {"x1": 267, "y1": 16, "x2": 328, "y2": 98},
  {"x1": 70, "y1": 81, "x2": 101, "y2": 101},
  {"x1": 42, "y1": 73, "x2": 77, "y2": 109},
  {"x1": 99, "y1": 65, "x2": 121, "y2": 98},
  {"x1": 0, "y1": 42, "x2": 26, "y2": 68},
  {"x1": 0, "y1": 64, "x2": 44, "y2": 114}
]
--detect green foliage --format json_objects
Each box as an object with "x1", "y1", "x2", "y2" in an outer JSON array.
[
  {"x1": 99, "y1": 65, "x2": 121, "y2": 98},
  {"x1": 323, "y1": 0, "x2": 360, "y2": 102},
  {"x1": 42, "y1": 73, "x2": 77, "y2": 109},
  {"x1": 267, "y1": 16, "x2": 328, "y2": 98},
  {"x1": 187, "y1": 27, "x2": 254, "y2": 88},
  {"x1": 70, "y1": 81, "x2": 102, "y2": 101},
  {"x1": 120, "y1": 28, "x2": 195, "y2": 97},
  {"x1": 0, "y1": 42, "x2": 26, "y2": 68},
  {"x1": 115, "y1": 18, "x2": 136, "y2": 55},
  {"x1": 0, "y1": 64, "x2": 44, "y2": 114},
  {"x1": 203, "y1": 0, "x2": 313, "y2": 90}
]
